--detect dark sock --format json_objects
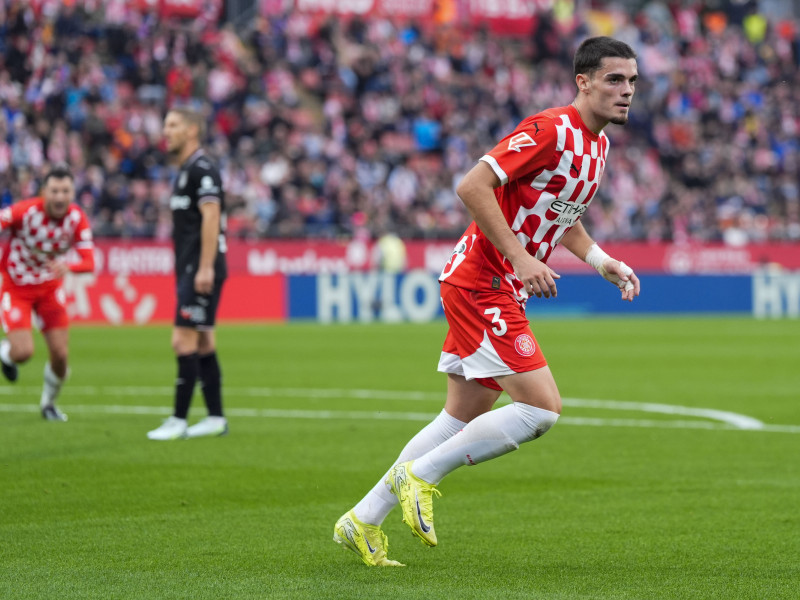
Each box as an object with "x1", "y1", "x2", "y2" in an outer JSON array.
[
  {"x1": 198, "y1": 352, "x2": 224, "y2": 417},
  {"x1": 174, "y1": 353, "x2": 199, "y2": 419}
]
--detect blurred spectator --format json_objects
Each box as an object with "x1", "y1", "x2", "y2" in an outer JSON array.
[{"x1": 0, "y1": 1, "x2": 799, "y2": 245}]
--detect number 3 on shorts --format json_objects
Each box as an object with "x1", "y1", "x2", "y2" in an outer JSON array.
[{"x1": 483, "y1": 307, "x2": 507, "y2": 336}]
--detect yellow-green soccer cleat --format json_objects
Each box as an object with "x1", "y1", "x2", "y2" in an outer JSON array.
[
  {"x1": 386, "y1": 461, "x2": 442, "y2": 547},
  {"x1": 333, "y1": 510, "x2": 405, "y2": 567}
]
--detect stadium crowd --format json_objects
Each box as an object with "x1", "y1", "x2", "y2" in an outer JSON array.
[{"x1": 1, "y1": 0, "x2": 799, "y2": 245}]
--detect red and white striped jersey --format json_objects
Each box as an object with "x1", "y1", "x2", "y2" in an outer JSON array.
[
  {"x1": 0, "y1": 197, "x2": 94, "y2": 286},
  {"x1": 440, "y1": 104, "x2": 609, "y2": 300}
]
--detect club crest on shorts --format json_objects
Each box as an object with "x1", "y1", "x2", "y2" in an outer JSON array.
[{"x1": 514, "y1": 334, "x2": 536, "y2": 356}]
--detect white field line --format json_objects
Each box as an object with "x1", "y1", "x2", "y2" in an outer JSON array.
[
  {"x1": 1, "y1": 386, "x2": 798, "y2": 433},
  {"x1": 562, "y1": 398, "x2": 765, "y2": 430}
]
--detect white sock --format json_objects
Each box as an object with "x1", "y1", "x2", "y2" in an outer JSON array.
[
  {"x1": 352, "y1": 409, "x2": 467, "y2": 525},
  {"x1": 0, "y1": 339, "x2": 15, "y2": 366},
  {"x1": 411, "y1": 403, "x2": 559, "y2": 484},
  {"x1": 40, "y1": 362, "x2": 66, "y2": 408}
]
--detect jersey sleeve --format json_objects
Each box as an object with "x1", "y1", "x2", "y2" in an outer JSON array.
[
  {"x1": 479, "y1": 114, "x2": 558, "y2": 186},
  {"x1": 69, "y1": 209, "x2": 95, "y2": 273},
  {"x1": 189, "y1": 158, "x2": 223, "y2": 206},
  {"x1": 68, "y1": 246, "x2": 95, "y2": 273},
  {"x1": 72, "y1": 208, "x2": 94, "y2": 250},
  {"x1": 0, "y1": 200, "x2": 29, "y2": 231}
]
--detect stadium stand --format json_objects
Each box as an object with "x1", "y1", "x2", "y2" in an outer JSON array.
[{"x1": 1, "y1": 0, "x2": 799, "y2": 244}]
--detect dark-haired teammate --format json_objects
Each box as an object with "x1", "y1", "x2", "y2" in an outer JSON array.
[
  {"x1": 0, "y1": 165, "x2": 95, "y2": 421},
  {"x1": 334, "y1": 37, "x2": 641, "y2": 565},
  {"x1": 147, "y1": 108, "x2": 229, "y2": 440}
]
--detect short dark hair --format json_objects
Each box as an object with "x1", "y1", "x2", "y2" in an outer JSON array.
[
  {"x1": 168, "y1": 107, "x2": 207, "y2": 140},
  {"x1": 574, "y1": 37, "x2": 637, "y2": 78},
  {"x1": 43, "y1": 163, "x2": 74, "y2": 184}
]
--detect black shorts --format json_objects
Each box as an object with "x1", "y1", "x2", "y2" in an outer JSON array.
[{"x1": 174, "y1": 273, "x2": 225, "y2": 329}]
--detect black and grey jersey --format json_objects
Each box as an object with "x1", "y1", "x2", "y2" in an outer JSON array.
[{"x1": 169, "y1": 149, "x2": 227, "y2": 279}]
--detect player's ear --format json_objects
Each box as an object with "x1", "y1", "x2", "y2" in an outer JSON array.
[{"x1": 575, "y1": 73, "x2": 590, "y2": 94}]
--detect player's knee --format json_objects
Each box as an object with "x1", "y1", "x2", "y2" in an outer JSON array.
[
  {"x1": 514, "y1": 402, "x2": 560, "y2": 442},
  {"x1": 171, "y1": 338, "x2": 195, "y2": 355},
  {"x1": 172, "y1": 328, "x2": 199, "y2": 355},
  {"x1": 13, "y1": 348, "x2": 34, "y2": 364},
  {"x1": 533, "y1": 409, "x2": 559, "y2": 439},
  {"x1": 11, "y1": 342, "x2": 35, "y2": 364}
]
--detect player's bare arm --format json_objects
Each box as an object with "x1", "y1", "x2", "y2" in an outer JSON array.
[
  {"x1": 561, "y1": 222, "x2": 640, "y2": 301},
  {"x1": 196, "y1": 201, "x2": 220, "y2": 295},
  {"x1": 559, "y1": 221, "x2": 595, "y2": 260},
  {"x1": 456, "y1": 162, "x2": 560, "y2": 298}
]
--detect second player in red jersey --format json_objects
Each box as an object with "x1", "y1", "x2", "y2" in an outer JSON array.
[{"x1": 0, "y1": 164, "x2": 95, "y2": 421}]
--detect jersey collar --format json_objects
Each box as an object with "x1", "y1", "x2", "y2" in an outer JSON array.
[
  {"x1": 181, "y1": 148, "x2": 206, "y2": 170},
  {"x1": 567, "y1": 105, "x2": 601, "y2": 141}
]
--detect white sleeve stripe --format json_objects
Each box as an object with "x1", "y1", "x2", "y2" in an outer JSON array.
[
  {"x1": 479, "y1": 155, "x2": 508, "y2": 185},
  {"x1": 198, "y1": 196, "x2": 221, "y2": 205},
  {"x1": 75, "y1": 241, "x2": 94, "y2": 248}
]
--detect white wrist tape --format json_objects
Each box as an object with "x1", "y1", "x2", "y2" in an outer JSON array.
[
  {"x1": 585, "y1": 243, "x2": 634, "y2": 291},
  {"x1": 584, "y1": 243, "x2": 611, "y2": 272}
]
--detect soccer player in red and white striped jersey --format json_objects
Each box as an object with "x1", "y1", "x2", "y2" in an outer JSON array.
[
  {"x1": 0, "y1": 164, "x2": 95, "y2": 421},
  {"x1": 335, "y1": 37, "x2": 641, "y2": 566}
]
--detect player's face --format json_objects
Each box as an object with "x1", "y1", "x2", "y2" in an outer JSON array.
[
  {"x1": 43, "y1": 176, "x2": 75, "y2": 220},
  {"x1": 162, "y1": 112, "x2": 191, "y2": 156},
  {"x1": 583, "y1": 57, "x2": 638, "y2": 127}
]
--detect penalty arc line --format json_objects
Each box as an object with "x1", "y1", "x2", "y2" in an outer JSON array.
[{"x1": 0, "y1": 386, "x2": 798, "y2": 433}]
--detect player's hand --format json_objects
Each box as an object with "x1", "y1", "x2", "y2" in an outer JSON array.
[
  {"x1": 194, "y1": 266, "x2": 215, "y2": 295},
  {"x1": 46, "y1": 260, "x2": 70, "y2": 278},
  {"x1": 513, "y1": 254, "x2": 561, "y2": 299},
  {"x1": 600, "y1": 259, "x2": 640, "y2": 301}
]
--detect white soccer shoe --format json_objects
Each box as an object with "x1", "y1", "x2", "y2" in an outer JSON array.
[
  {"x1": 185, "y1": 416, "x2": 228, "y2": 438},
  {"x1": 41, "y1": 404, "x2": 68, "y2": 422},
  {"x1": 147, "y1": 416, "x2": 188, "y2": 441}
]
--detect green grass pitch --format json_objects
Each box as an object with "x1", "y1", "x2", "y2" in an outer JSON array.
[{"x1": 1, "y1": 317, "x2": 799, "y2": 599}]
